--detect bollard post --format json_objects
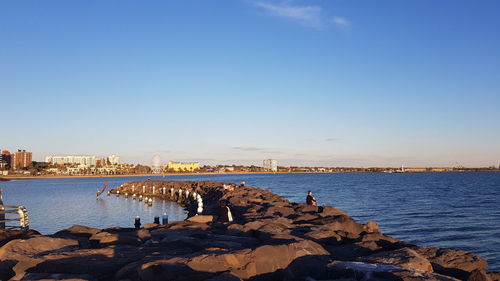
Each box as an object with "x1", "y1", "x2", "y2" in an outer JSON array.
[
  {"x1": 152, "y1": 186, "x2": 155, "y2": 194},
  {"x1": 134, "y1": 216, "x2": 141, "y2": 229},
  {"x1": 162, "y1": 213, "x2": 168, "y2": 224},
  {"x1": 143, "y1": 185, "x2": 145, "y2": 194},
  {"x1": 132, "y1": 185, "x2": 135, "y2": 193},
  {"x1": 154, "y1": 216, "x2": 160, "y2": 224},
  {"x1": 162, "y1": 187, "x2": 166, "y2": 195}
]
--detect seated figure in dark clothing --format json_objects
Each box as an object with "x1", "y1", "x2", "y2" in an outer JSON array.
[
  {"x1": 306, "y1": 191, "x2": 317, "y2": 206},
  {"x1": 217, "y1": 200, "x2": 233, "y2": 222}
]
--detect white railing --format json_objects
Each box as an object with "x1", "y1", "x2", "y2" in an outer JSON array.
[
  {"x1": 0, "y1": 188, "x2": 29, "y2": 231},
  {"x1": 0, "y1": 205, "x2": 29, "y2": 231}
]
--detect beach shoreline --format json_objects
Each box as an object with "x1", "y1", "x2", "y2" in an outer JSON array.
[{"x1": 1, "y1": 170, "x2": 499, "y2": 181}]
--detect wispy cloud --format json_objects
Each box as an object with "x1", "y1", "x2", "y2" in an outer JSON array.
[
  {"x1": 232, "y1": 146, "x2": 285, "y2": 154},
  {"x1": 332, "y1": 16, "x2": 350, "y2": 27},
  {"x1": 232, "y1": 146, "x2": 266, "y2": 152},
  {"x1": 325, "y1": 138, "x2": 339, "y2": 142},
  {"x1": 254, "y1": 2, "x2": 323, "y2": 28}
]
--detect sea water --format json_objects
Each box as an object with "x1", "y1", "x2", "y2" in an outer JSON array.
[{"x1": 1, "y1": 172, "x2": 499, "y2": 270}]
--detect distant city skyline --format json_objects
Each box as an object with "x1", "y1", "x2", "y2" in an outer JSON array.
[{"x1": 1, "y1": 0, "x2": 499, "y2": 167}]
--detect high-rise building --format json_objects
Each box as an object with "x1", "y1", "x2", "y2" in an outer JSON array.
[
  {"x1": 45, "y1": 156, "x2": 96, "y2": 167},
  {"x1": 263, "y1": 159, "x2": 278, "y2": 172},
  {"x1": 11, "y1": 149, "x2": 32, "y2": 169},
  {"x1": 0, "y1": 149, "x2": 4, "y2": 170},
  {"x1": 107, "y1": 155, "x2": 120, "y2": 165},
  {"x1": 1, "y1": 150, "x2": 11, "y2": 169}
]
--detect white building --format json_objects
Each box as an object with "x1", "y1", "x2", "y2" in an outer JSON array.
[
  {"x1": 107, "y1": 155, "x2": 120, "y2": 165},
  {"x1": 45, "y1": 156, "x2": 97, "y2": 167},
  {"x1": 263, "y1": 159, "x2": 278, "y2": 172}
]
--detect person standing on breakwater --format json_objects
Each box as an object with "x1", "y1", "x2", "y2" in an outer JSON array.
[
  {"x1": 306, "y1": 191, "x2": 317, "y2": 206},
  {"x1": 217, "y1": 200, "x2": 233, "y2": 223}
]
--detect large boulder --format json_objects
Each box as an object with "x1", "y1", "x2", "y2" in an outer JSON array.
[
  {"x1": 53, "y1": 225, "x2": 100, "y2": 239},
  {"x1": 0, "y1": 229, "x2": 40, "y2": 247},
  {"x1": 358, "y1": 248, "x2": 433, "y2": 272},
  {"x1": 26, "y1": 245, "x2": 145, "y2": 280},
  {"x1": 0, "y1": 236, "x2": 79, "y2": 260},
  {"x1": 137, "y1": 240, "x2": 329, "y2": 281},
  {"x1": 0, "y1": 236, "x2": 79, "y2": 280},
  {"x1": 89, "y1": 231, "x2": 142, "y2": 247},
  {"x1": 327, "y1": 261, "x2": 460, "y2": 281},
  {"x1": 468, "y1": 269, "x2": 493, "y2": 281},
  {"x1": 187, "y1": 215, "x2": 214, "y2": 223},
  {"x1": 413, "y1": 246, "x2": 488, "y2": 279}
]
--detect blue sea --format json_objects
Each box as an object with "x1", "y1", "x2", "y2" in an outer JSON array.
[{"x1": 1, "y1": 172, "x2": 499, "y2": 270}]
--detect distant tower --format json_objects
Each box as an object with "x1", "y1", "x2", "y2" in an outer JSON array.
[
  {"x1": 152, "y1": 155, "x2": 161, "y2": 174},
  {"x1": 263, "y1": 159, "x2": 278, "y2": 172}
]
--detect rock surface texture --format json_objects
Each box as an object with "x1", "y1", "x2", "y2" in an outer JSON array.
[{"x1": 0, "y1": 180, "x2": 492, "y2": 281}]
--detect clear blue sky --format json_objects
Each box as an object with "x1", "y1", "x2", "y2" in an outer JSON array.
[{"x1": 1, "y1": 0, "x2": 499, "y2": 167}]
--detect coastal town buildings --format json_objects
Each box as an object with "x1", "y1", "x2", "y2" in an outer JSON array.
[
  {"x1": 167, "y1": 160, "x2": 200, "y2": 172},
  {"x1": 11, "y1": 150, "x2": 32, "y2": 169},
  {"x1": 107, "y1": 155, "x2": 120, "y2": 165},
  {"x1": 45, "y1": 155, "x2": 97, "y2": 167},
  {"x1": 1, "y1": 150, "x2": 11, "y2": 169},
  {"x1": 263, "y1": 159, "x2": 278, "y2": 172}
]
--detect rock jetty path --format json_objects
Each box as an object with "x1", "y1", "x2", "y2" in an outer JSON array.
[{"x1": 0, "y1": 180, "x2": 497, "y2": 281}]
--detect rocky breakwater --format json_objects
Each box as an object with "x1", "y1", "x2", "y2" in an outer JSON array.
[{"x1": 0, "y1": 180, "x2": 498, "y2": 281}]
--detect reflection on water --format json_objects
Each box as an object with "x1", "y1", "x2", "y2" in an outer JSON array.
[{"x1": 1, "y1": 177, "x2": 187, "y2": 234}]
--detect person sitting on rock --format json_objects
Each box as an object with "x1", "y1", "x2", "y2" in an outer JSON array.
[
  {"x1": 239, "y1": 181, "x2": 245, "y2": 187},
  {"x1": 217, "y1": 200, "x2": 233, "y2": 223},
  {"x1": 306, "y1": 191, "x2": 317, "y2": 206}
]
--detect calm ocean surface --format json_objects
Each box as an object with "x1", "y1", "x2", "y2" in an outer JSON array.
[{"x1": 1, "y1": 172, "x2": 499, "y2": 270}]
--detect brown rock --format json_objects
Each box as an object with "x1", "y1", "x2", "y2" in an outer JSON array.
[
  {"x1": 0, "y1": 229, "x2": 41, "y2": 247},
  {"x1": 363, "y1": 221, "x2": 379, "y2": 233},
  {"x1": 487, "y1": 272, "x2": 500, "y2": 281},
  {"x1": 89, "y1": 232, "x2": 141, "y2": 247},
  {"x1": 0, "y1": 236, "x2": 80, "y2": 280},
  {"x1": 28, "y1": 246, "x2": 145, "y2": 280},
  {"x1": 327, "y1": 261, "x2": 460, "y2": 281},
  {"x1": 318, "y1": 206, "x2": 348, "y2": 217},
  {"x1": 413, "y1": 246, "x2": 488, "y2": 279},
  {"x1": 139, "y1": 259, "x2": 215, "y2": 281},
  {"x1": 136, "y1": 240, "x2": 329, "y2": 281},
  {"x1": 136, "y1": 229, "x2": 151, "y2": 241},
  {"x1": 358, "y1": 248, "x2": 433, "y2": 272},
  {"x1": 0, "y1": 236, "x2": 79, "y2": 260},
  {"x1": 143, "y1": 223, "x2": 159, "y2": 229},
  {"x1": 468, "y1": 269, "x2": 493, "y2": 281},
  {"x1": 187, "y1": 215, "x2": 214, "y2": 223},
  {"x1": 307, "y1": 215, "x2": 365, "y2": 237},
  {"x1": 54, "y1": 225, "x2": 99, "y2": 239}
]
